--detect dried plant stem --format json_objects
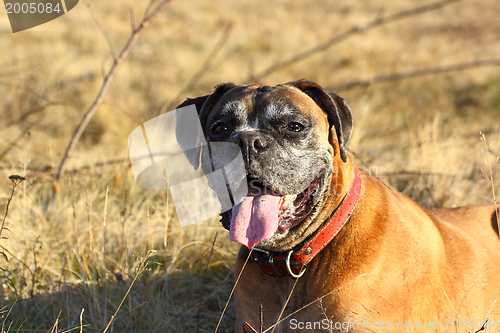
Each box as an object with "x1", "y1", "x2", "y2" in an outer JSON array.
[
  {"x1": 165, "y1": 23, "x2": 233, "y2": 111},
  {"x1": 103, "y1": 186, "x2": 109, "y2": 322},
  {"x1": 102, "y1": 260, "x2": 146, "y2": 333},
  {"x1": 480, "y1": 133, "x2": 500, "y2": 236},
  {"x1": 263, "y1": 273, "x2": 369, "y2": 332},
  {"x1": 103, "y1": 186, "x2": 109, "y2": 274},
  {"x1": 82, "y1": 0, "x2": 117, "y2": 60},
  {"x1": 146, "y1": 200, "x2": 151, "y2": 252},
  {"x1": 56, "y1": 0, "x2": 174, "y2": 181},
  {"x1": 245, "y1": 0, "x2": 461, "y2": 83},
  {"x1": 79, "y1": 308, "x2": 85, "y2": 333},
  {"x1": 329, "y1": 59, "x2": 500, "y2": 92},
  {"x1": 0, "y1": 125, "x2": 32, "y2": 161},
  {"x1": 197, "y1": 233, "x2": 218, "y2": 333},
  {"x1": 214, "y1": 249, "x2": 254, "y2": 333},
  {"x1": 162, "y1": 160, "x2": 169, "y2": 250},
  {"x1": 269, "y1": 277, "x2": 299, "y2": 333},
  {"x1": 1, "y1": 175, "x2": 25, "y2": 240},
  {"x1": 1, "y1": 297, "x2": 18, "y2": 332}
]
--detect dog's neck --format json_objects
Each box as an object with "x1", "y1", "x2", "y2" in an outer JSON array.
[
  {"x1": 298, "y1": 154, "x2": 357, "y2": 240},
  {"x1": 248, "y1": 159, "x2": 362, "y2": 277}
]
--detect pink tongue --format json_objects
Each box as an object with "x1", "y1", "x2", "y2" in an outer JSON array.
[{"x1": 229, "y1": 194, "x2": 281, "y2": 249}]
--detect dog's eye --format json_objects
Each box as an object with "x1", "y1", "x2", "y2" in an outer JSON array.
[
  {"x1": 286, "y1": 122, "x2": 305, "y2": 132},
  {"x1": 211, "y1": 123, "x2": 228, "y2": 135}
]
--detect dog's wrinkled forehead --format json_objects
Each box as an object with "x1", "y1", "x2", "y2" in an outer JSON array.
[
  {"x1": 206, "y1": 84, "x2": 325, "y2": 129},
  {"x1": 177, "y1": 79, "x2": 353, "y2": 164}
]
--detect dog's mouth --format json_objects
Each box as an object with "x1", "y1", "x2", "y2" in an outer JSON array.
[{"x1": 220, "y1": 171, "x2": 323, "y2": 249}]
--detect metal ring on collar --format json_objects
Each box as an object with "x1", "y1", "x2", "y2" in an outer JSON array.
[{"x1": 286, "y1": 250, "x2": 306, "y2": 278}]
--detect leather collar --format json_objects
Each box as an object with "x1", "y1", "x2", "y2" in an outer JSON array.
[{"x1": 251, "y1": 167, "x2": 362, "y2": 278}]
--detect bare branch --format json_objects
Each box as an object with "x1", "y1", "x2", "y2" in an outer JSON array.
[
  {"x1": 328, "y1": 59, "x2": 500, "y2": 92},
  {"x1": 0, "y1": 104, "x2": 53, "y2": 130},
  {"x1": 164, "y1": 22, "x2": 233, "y2": 112},
  {"x1": 0, "y1": 124, "x2": 33, "y2": 161},
  {"x1": 142, "y1": 0, "x2": 157, "y2": 22},
  {"x1": 245, "y1": 0, "x2": 461, "y2": 83},
  {"x1": 130, "y1": 8, "x2": 136, "y2": 32},
  {"x1": 56, "y1": 0, "x2": 174, "y2": 181},
  {"x1": 82, "y1": 0, "x2": 118, "y2": 60}
]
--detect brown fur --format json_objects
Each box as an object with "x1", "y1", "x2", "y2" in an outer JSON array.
[
  {"x1": 178, "y1": 80, "x2": 500, "y2": 332},
  {"x1": 232, "y1": 114, "x2": 500, "y2": 332},
  {"x1": 234, "y1": 163, "x2": 500, "y2": 332}
]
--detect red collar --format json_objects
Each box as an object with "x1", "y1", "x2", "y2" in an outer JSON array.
[{"x1": 251, "y1": 167, "x2": 361, "y2": 278}]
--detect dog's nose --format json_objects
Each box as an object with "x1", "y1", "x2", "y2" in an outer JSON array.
[{"x1": 237, "y1": 131, "x2": 268, "y2": 162}]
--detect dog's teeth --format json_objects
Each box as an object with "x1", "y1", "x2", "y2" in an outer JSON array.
[
  {"x1": 279, "y1": 196, "x2": 288, "y2": 209},
  {"x1": 279, "y1": 195, "x2": 297, "y2": 210}
]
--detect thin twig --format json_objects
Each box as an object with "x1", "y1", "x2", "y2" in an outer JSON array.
[
  {"x1": 0, "y1": 297, "x2": 18, "y2": 333},
  {"x1": 165, "y1": 22, "x2": 234, "y2": 112},
  {"x1": 196, "y1": 232, "x2": 218, "y2": 333},
  {"x1": 82, "y1": 0, "x2": 117, "y2": 60},
  {"x1": 79, "y1": 308, "x2": 84, "y2": 333},
  {"x1": 103, "y1": 186, "x2": 109, "y2": 323},
  {"x1": 245, "y1": 0, "x2": 461, "y2": 83},
  {"x1": 130, "y1": 8, "x2": 136, "y2": 31},
  {"x1": 269, "y1": 278, "x2": 299, "y2": 333},
  {"x1": 329, "y1": 59, "x2": 500, "y2": 92},
  {"x1": 142, "y1": 0, "x2": 157, "y2": 21},
  {"x1": 263, "y1": 273, "x2": 369, "y2": 332},
  {"x1": 3, "y1": 158, "x2": 129, "y2": 177},
  {"x1": 214, "y1": 249, "x2": 254, "y2": 333},
  {"x1": 480, "y1": 133, "x2": 500, "y2": 237},
  {"x1": 0, "y1": 175, "x2": 25, "y2": 240},
  {"x1": 15, "y1": 315, "x2": 29, "y2": 333},
  {"x1": 471, "y1": 319, "x2": 489, "y2": 333},
  {"x1": 243, "y1": 321, "x2": 260, "y2": 333},
  {"x1": 0, "y1": 124, "x2": 33, "y2": 161},
  {"x1": 101, "y1": 259, "x2": 147, "y2": 333},
  {"x1": 56, "y1": 0, "x2": 174, "y2": 181},
  {"x1": 0, "y1": 245, "x2": 33, "y2": 277},
  {"x1": 0, "y1": 103, "x2": 56, "y2": 130}
]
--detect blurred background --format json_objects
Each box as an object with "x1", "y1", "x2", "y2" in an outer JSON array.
[{"x1": 0, "y1": 0, "x2": 499, "y2": 331}]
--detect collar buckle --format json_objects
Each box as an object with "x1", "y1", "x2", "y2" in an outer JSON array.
[{"x1": 286, "y1": 249, "x2": 306, "y2": 278}]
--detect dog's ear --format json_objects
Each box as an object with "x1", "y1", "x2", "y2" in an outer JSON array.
[
  {"x1": 284, "y1": 79, "x2": 353, "y2": 163},
  {"x1": 197, "y1": 82, "x2": 240, "y2": 131},
  {"x1": 175, "y1": 96, "x2": 209, "y2": 170},
  {"x1": 176, "y1": 95, "x2": 210, "y2": 114},
  {"x1": 175, "y1": 82, "x2": 239, "y2": 169}
]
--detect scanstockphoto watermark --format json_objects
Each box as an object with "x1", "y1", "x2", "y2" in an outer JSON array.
[
  {"x1": 289, "y1": 318, "x2": 498, "y2": 331},
  {"x1": 289, "y1": 319, "x2": 423, "y2": 331}
]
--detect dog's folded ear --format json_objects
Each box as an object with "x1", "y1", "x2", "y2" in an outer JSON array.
[
  {"x1": 175, "y1": 82, "x2": 239, "y2": 170},
  {"x1": 284, "y1": 79, "x2": 353, "y2": 163},
  {"x1": 197, "y1": 82, "x2": 240, "y2": 131},
  {"x1": 175, "y1": 96, "x2": 209, "y2": 170},
  {"x1": 176, "y1": 95, "x2": 210, "y2": 114}
]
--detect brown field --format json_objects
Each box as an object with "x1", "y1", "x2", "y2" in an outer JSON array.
[{"x1": 0, "y1": 0, "x2": 499, "y2": 331}]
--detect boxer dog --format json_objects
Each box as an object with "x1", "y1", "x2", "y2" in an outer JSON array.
[{"x1": 177, "y1": 79, "x2": 500, "y2": 332}]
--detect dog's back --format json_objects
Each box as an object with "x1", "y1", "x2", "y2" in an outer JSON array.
[{"x1": 426, "y1": 205, "x2": 500, "y2": 323}]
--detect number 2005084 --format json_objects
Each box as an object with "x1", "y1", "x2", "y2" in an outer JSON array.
[{"x1": 5, "y1": 2, "x2": 62, "y2": 14}]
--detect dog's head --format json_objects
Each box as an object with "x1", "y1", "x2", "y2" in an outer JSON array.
[{"x1": 176, "y1": 79, "x2": 354, "y2": 251}]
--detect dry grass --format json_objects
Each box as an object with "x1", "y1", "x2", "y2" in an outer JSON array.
[{"x1": 0, "y1": 0, "x2": 499, "y2": 331}]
